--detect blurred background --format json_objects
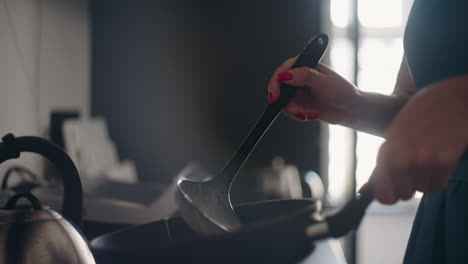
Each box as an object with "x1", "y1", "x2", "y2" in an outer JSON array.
[{"x1": 0, "y1": 0, "x2": 418, "y2": 263}]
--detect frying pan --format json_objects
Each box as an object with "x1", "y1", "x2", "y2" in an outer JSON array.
[{"x1": 91, "y1": 188, "x2": 373, "y2": 264}]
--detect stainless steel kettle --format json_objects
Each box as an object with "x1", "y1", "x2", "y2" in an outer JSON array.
[{"x1": 0, "y1": 134, "x2": 95, "y2": 264}]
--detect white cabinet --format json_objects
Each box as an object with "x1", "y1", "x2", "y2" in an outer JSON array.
[{"x1": 0, "y1": 0, "x2": 89, "y2": 175}]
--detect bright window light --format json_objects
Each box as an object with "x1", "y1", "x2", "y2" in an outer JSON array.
[
  {"x1": 355, "y1": 133, "x2": 384, "y2": 188},
  {"x1": 358, "y1": 0, "x2": 403, "y2": 28},
  {"x1": 330, "y1": 38, "x2": 354, "y2": 82},
  {"x1": 328, "y1": 125, "x2": 354, "y2": 203},
  {"x1": 331, "y1": 0, "x2": 350, "y2": 28},
  {"x1": 358, "y1": 38, "x2": 403, "y2": 95},
  {"x1": 327, "y1": 38, "x2": 355, "y2": 203},
  {"x1": 328, "y1": 0, "x2": 415, "y2": 200},
  {"x1": 355, "y1": 38, "x2": 403, "y2": 187}
]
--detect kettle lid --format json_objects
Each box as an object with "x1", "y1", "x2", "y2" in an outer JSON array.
[{"x1": 0, "y1": 192, "x2": 61, "y2": 222}]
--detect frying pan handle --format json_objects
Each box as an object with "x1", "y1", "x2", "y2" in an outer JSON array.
[{"x1": 305, "y1": 186, "x2": 374, "y2": 240}]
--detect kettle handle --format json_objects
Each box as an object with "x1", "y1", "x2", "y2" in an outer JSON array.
[{"x1": 0, "y1": 134, "x2": 83, "y2": 227}]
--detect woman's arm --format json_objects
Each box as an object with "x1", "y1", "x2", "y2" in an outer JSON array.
[
  {"x1": 270, "y1": 55, "x2": 416, "y2": 137},
  {"x1": 340, "y1": 56, "x2": 417, "y2": 136}
]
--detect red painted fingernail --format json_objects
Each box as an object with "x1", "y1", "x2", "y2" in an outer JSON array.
[
  {"x1": 295, "y1": 112, "x2": 306, "y2": 120},
  {"x1": 278, "y1": 71, "x2": 294, "y2": 82},
  {"x1": 307, "y1": 113, "x2": 320, "y2": 120}
]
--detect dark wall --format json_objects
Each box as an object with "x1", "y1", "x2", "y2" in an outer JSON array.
[{"x1": 91, "y1": 0, "x2": 322, "y2": 183}]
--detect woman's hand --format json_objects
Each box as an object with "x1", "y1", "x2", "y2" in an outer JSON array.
[
  {"x1": 367, "y1": 75, "x2": 468, "y2": 204},
  {"x1": 268, "y1": 57, "x2": 358, "y2": 124}
]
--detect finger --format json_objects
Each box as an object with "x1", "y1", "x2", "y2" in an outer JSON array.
[
  {"x1": 284, "y1": 111, "x2": 320, "y2": 122},
  {"x1": 293, "y1": 89, "x2": 320, "y2": 120},
  {"x1": 393, "y1": 172, "x2": 415, "y2": 201},
  {"x1": 412, "y1": 166, "x2": 432, "y2": 193},
  {"x1": 389, "y1": 158, "x2": 416, "y2": 201},
  {"x1": 283, "y1": 90, "x2": 320, "y2": 121},
  {"x1": 268, "y1": 57, "x2": 298, "y2": 102},
  {"x1": 283, "y1": 101, "x2": 308, "y2": 121},
  {"x1": 396, "y1": 180, "x2": 416, "y2": 200},
  {"x1": 306, "y1": 112, "x2": 321, "y2": 121},
  {"x1": 279, "y1": 67, "x2": 324, "y2": 87},
  {"x1": 371, "y1": 144, "x2": 398, "y2": 204},
  {"x1": 371, "y1": 166, "x2": 397, "y2": 204},
  {"x1": 284, "y1": 107, "x2": 320, "y2": 122}
]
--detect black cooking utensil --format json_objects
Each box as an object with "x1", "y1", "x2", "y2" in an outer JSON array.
[{"x1": 176, "y1": 32, "x2": 329, "y2": 235}]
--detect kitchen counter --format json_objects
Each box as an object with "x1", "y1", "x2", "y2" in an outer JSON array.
[
  {"x1": 300, "y1": 239, "x2": 347, "y2": 264},
  {"x1": 32, "y1": 182, "x2": 178, "y2": 225}
]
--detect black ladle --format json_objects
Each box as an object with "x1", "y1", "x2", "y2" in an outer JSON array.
[{"x1": 176, "y1": 33, "x2": 330, "y2": 234}]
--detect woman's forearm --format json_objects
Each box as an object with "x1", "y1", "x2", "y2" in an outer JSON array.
[
  {"x1": 339, "y1": 91, "x2": 409, "y2": 137},
  {"x1": 338, "y1": 56, "x2": 415, "y2": 136}
]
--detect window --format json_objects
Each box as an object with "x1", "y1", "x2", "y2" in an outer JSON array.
[
  {"x1": 358, "y1": 0, "x2": 403, "y2": 28},
  {"x1": 327, "y1": 0, "x2": 414, "y2": 203}
]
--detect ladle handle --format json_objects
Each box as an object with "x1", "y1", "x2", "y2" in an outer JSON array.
[
  {"x1": 0, "y1": 134, "x2": 83, "y2": 228},
  {"x1": 218, "y1": 33, "x2": 329, "y2": 185},
  {"x1": 273, "y1": 32, "x2": 329, "y2": 110}
]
